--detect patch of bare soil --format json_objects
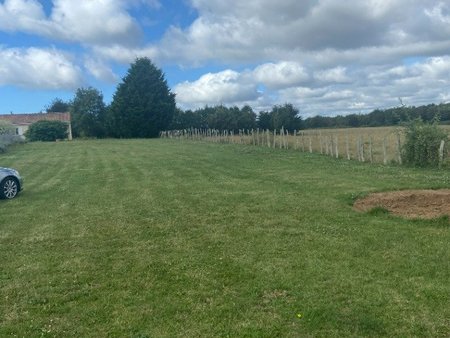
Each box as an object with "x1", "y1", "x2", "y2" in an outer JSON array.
[{"x1": 353, "y1": 189, "x2": 450, "y2": 219}]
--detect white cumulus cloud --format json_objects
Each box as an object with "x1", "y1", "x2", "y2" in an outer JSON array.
[
  {"x1": 253, "y1": 62, "x2": 309, "y2": 89},
  {"x1": 314, "y1": 67, "x2": 351, "y2": 83},
  {"x1": 0, "y1": 0, "x2": 142, "y2": 45},
  {"x1": 0, "y1": 0, "x2": 50, "y2": 33},
  {"x1": 0, "y1": 47, "x2": 82, "y2": 89},
  {"x1": 151, "y1": 0, "x2": 450, "y2": 66},
  {"x1": 174, "y1": 70, "x2": 259, "y2": 109},
  {"x1": 50, "y1": 0, "x2": 142, "y2": 45},
  {"x1": 84, "y1": 58, "x2": 118, "y2": 83},
  {"x1": 1, "y1": 0, "x2": 450, "y2": 116}
]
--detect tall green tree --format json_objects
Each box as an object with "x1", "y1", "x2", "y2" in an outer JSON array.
[
  {"x1": 45, "y1": 98, "x2": 71, "y2": 113},
  {"x1": 271, "y1": 103, "x2": 303, "y2": 131},
  {"x1": 70, "y1": 87, "x2": 106, "y2": 138},
  {"x1": 108, "y1": 57, "x2": 176, "y2": 138},
  {"x1": 257, "y1": 111, "x2": 272, "y2": 130},
  {"x1": 237, "y1": 105, "x2": 257, "y2": 130}
]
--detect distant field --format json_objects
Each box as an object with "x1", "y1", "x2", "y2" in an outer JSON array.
[
  {"x1": 299, "y1": 125, "x2": 450, "y2": 164},
  {"x1": 173, "y1": 125, "x2": 450, "y2": 165},
  {"x1": 1, "y1": 139, "x2": 449, "y2": 337}
]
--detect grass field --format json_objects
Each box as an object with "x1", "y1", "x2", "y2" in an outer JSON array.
[{"x1": 1, "y1": 139, "x2": 449, "y2": 337}]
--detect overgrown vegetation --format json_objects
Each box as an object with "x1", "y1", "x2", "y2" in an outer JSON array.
[
  {"x1": 402, "y1": 119, "x2": 448, "y2": 167},
  {"x1": 24, "y1": 120, "x2": 68, "y2": 141},
  {"x1": 1, "y1": 140, "x2": 449, "y2": 337}
]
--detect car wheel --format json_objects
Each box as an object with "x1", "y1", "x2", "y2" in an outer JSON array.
[{"x1": 1, "y1": 177, "x2": 19, "y2": 199}]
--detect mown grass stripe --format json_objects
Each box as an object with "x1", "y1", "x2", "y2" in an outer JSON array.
[{"x1": 0, "y1": 139, "x2": 449, "y2": 337}]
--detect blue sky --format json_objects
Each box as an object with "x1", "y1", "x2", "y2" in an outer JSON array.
[{"x1": 1, "y1": 0, "x2": 450, "y2": 117}]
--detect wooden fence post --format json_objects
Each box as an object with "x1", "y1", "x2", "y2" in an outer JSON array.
[
  {"x1": 285, "y1": 130, "x2": 289, "y2": 149},
  {"x1": 294, "y1": 130, "x2": 298, "y2": 150},
  {"x1": 279, "y1": 128, "x2": 283, "y2": 149},
  {"x1": 396, "y1": 132, "x2": 402, "y2": 165},
  {"x1": 356, "y1": 139, "x2": 360, "y2": 161},
  {"x1": 439, "y1": 140, "x2": 445, "y2": 168},
  {"x1": 346, "y1": 134, "x2": 350, "y2": 160},
  {"x1": 360, "y1": 136, "x2": 365, "y2": 162},
  {"x1": 335, "y1": 135, "x2": 339, "y2": 158},
  {"x1": 329, "y1": 136, "x2": 333, "y2": 156},
  {"x1": 319, "y1": 133, "x2": 323, "y2": 154}
]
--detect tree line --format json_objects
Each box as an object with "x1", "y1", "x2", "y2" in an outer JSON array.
[
  {"x1": 170, "y1": 103, "x2": 303, "y2": 132},
  {"x1": 303, "y1": 103, "x2": 450, "y2": 129},
  {"x1": 42, "y1": 57, "x2": 450, "y2": 139}
]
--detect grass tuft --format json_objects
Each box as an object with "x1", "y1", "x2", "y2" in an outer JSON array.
[{"x1": 367, "y1": 206, "x2": 390, "y2": 216}]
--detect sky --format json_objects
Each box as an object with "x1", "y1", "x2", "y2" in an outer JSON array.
[{"x1": 1, "y1": 0, "x2": 450, "y2": 117}]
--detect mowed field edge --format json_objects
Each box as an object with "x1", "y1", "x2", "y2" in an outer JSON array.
[{"x1": 1, "y1": 139, "x2": 449, "y2": 337}]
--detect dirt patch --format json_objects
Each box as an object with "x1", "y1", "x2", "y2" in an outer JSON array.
[{"x1": 353, "y1": 189, "x2": 450, "y2": 219}]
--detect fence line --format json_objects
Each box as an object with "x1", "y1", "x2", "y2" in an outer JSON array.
[{"x1": 160, "y1": 127, "x2": 448, "y2": 166}]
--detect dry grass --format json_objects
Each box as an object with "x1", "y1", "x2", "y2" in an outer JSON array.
[
  {"x1": 297, "y1": 126, "x2": 450, "y2": 164},
  {"x1": 181, "y1": 126, "x2": 450, "y2": 165},
  {"x1": 298, "y1": 126, "x2": 405, "y2": 163}
]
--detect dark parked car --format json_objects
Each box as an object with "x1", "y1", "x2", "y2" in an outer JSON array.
[{"x1": 0, "y1": 167, "x2": 23, "y2": 199}]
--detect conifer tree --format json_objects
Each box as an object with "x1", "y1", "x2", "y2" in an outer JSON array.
[{"x1": 108, "y1": 58, "x2": 176, "y2": 138}]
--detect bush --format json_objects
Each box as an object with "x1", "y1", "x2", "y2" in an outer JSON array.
[
  {"x1": 402, "y1": 119, "x2": 448, "y2": 167},
  {"x1": 25, "y1": 120, "x2": 68, "y2": 142}
]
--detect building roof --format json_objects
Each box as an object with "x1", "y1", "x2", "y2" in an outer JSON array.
[{"x1": 0, "y1": 112, "x2": 71, "y2": 126}]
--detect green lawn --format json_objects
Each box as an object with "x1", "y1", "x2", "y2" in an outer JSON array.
[{"x1": 1, "y1": 139, "x2": 449, "y2": 337}]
